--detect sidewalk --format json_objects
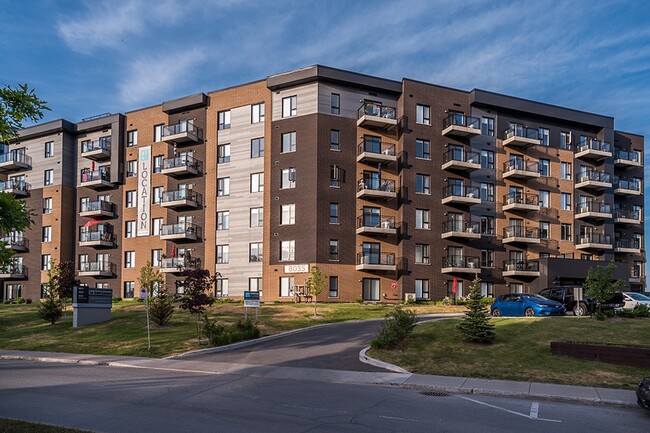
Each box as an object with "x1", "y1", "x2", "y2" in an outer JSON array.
[{"x1": 0, "y1": 348, "x2": 637, "y2": 408}]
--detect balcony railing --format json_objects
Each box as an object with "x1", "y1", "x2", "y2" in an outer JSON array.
[
  {"x1": 503, "y1": 260, "x2": 540, "y2": 274},
  {"x1": 78, "y1": 261, "x2": 115, "y2": 275},
  {"x1": 441, "y1": 184, "x2": 481, "y2": 204},
  {"x1": 357, "y1": 103, "x2": 397, "y2": 130},
  {"x1": 161, "y1": 156, "x2": 202, "y2": 174},
  {"x1": 161, "y1": 189, "x2": 202, "y2": 205},
  {"x1": 441, "y1": 220, "x2": 480, "y2": 240},
  {"x1": 577, "y1": 233, "x2": 611, "y2": 247},
  {"x1": 357, "y1": 216, "x2": 397, "y2": 230},
  {"x1": 577, "y1": 138, "x2": 611, "y2": 154},
  {"x1": 81, "y1": 137, "x2": 111, "y2": 154},
  {"x1": 161, "y1": 120, "x2": 202, "y2": 144},
  {"x1": 80, "y1": 169, "x2": 111, "y2": 183},
  {"x1": 0, "y1": 152, "x2": 32, "y2": 171},
  {"x1": 614, "y1": 149, "x2": 642, "y2": 166},
  {"x1": 503, "y1": 193, "x2": 539, "y2": 207},
  {"x1": 160, "y1": 222, "x2": 202, "y2": 237},
  {"x1": 442, "y1": 113, "x2": 481, "y2": 137},
  {"x1": 613, "y1": 178, "x2": 641, "y2": 193},
  {"x1": 615, "y1": 239, "x2": 641, "y2": 250},
  {"x1": 576, "y1": 201, "x2": 611, "y2": 215},
  {"x1": 79, "y1": 225, "x2": 115, "y2": 247},
  {"x1": 80, "y1": 200, "x2": 115, "y2": 215},
  {"x1": 442, "y1": 149, "x2": 480, "y2": 171},
  {"x1": 356, "y1": 139, "x2": 397, "y2": 164},
  {"x1": 503, "y1": 226, "x2": 540, "y2": 242},
  {"x1": 577, "y1": 169, "x2": 611, "y2": 184},
  {"x1": 0, "y1": 235, "x2": 28, "y2": 250},
  {"x1": 357, "y1": 178, "x2": 396, "y2": 197},
  {"x1": 356, "y1": 252, "x2": 396, "y2": 266},
  {"x1": 442, "y1": 255, "x2": 480, "y2": 270},
  {"x1": 0, "y1": 264, "x2": 27, "y2": 278},
  {"x1": 159, "y1": 257, "x2": 200, "y2": 273},
  {"x1": 614, "y1": 208, "x2": 641, "y2": 223},
  {"x1": 0, "y1": 179, "x2": 30, "y2": 195},
  {"x1": 502, "y1": 159, "x2": 539, "y2": 179},
  {"x1": 503, "y1": 124, "x2": 541, "y2": 147}
]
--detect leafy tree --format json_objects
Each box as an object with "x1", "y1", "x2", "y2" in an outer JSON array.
[
  {"x1": 138, "y1": 261, "x2": 173, "y2": 326},
  {"x1": 457, "y1": 276, "x2": 495, "y2": 344},
  {"x1": 49, "y1": 261, "x2": 79, "y2": 313},
  {"x1": 584, "y1": 260, "x2": 624, "y2": 314},
  {"x1": 137, "y1": 261, "x2": 164, "y2": 297},
  {"x1": 178, "y1": 268, "x2": 216, "y2": 341},
  {"x1": 304, "y1": 266, "x2": 326, "y2": 317},
  {"x1": 0, "y1": 193, "x2": 34, "y2": 267}
]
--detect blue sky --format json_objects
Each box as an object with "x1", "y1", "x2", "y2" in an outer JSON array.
[{"x1": 2, "y1": 0, "x2": 650, "y2": 270}]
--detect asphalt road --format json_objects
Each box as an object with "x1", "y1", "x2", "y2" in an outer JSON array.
[{"x1": 1, "y1": 360, "x2": 648, "y2": 433}]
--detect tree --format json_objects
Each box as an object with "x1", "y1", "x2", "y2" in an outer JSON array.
[
  {"x1": 0, "y1": 192, "x2": 34, "y2": 267},
  {"x1": 138, "y1": 261, "x2": 164, "y2": 297},
  {"x1": 37, "y1": 263, "x2": 64, "y2": 325},
  {"x1": 49, "y1": 261, "x2": 79, "y2": 313},
  {"x1": 138, "y1": 261, "x2": 173, "y2": 326},
  {"x1": 178, "y1": 268, "x2": 216, "y2": 341},
  {"x1": 456, "y1": 276, "x2": 495, "y2": 344},
  {"x1": 584, "y1": 260, "x2": 624, "y2": 314},
  {"x1": 304, "y1": 266, "x2": 326, "y2": 317}
]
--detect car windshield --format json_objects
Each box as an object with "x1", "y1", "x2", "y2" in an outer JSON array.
[
  {"x1": 626, "y1": 292, "x2": 650, "y2": 301},
  {"x1": 522, "y1": 294, "x2": 548, "y2": 301}
]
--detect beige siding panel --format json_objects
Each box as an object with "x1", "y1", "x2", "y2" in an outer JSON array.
[
  {"x1": 317, "y1": 83, "x2": 398, "y2": 120},
  {"x1": 271, "y1": 82, "x2": 319, "y2": 121}
]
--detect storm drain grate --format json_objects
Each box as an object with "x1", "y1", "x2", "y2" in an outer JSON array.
[{"x1": 421, "y1": 391, "x2": 449, "y2": 397}]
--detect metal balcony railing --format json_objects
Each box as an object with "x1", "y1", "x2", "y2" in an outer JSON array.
[
  {"x1": 505, "y1": 124, "x2": 540, "y2": 140},
  {"x1": 441, "y1": 220, "x2": 480, "y2": 233},
  {"x1": 357, "y1": 102, "x2": 397, "y2": 120},
  {"x1": 80, "y1": 200, "x2": 115, "y2": 214},
  {"x1": 443, "y1": 113, "x2": 480, "y2": 130},
  {"x1": 614, "y1": 208, "x2": 641, "y2": 221},
  {"x1": 615, "y1": 239, "x2": 641, "y2": 249},
  {"x1": 0, "y1": 179, "x2": 30, "y2": 192},
  {"x1": 442, "y1": 256, "x2": 480, "y2": 268},
  {"x1": 503, "y1": 159, "x2": 539, "y2": 173},
  {"x1": 160, "y1": 222, "x2": 202, "y2": 237},
  {"x1": 78, "y1": 261, "x2": 115, "y2": 273},
  {"x1": 577, "y1": 233, "x2": 611, "y2": 245},
  {"x1": 0, "y1": 236, "x2": 28, "y2": 249},
  {"x1": 577, "y1": 169, "x2": 611, "y2": 183},
  {"x1": 162, "y1": 120, "x2": 199, "y2": 137},
  {"x1": 615, "y1": 149, "x2": 642, "y2": 164},
  {"x1": 79, "y1": 226, "x2": 114, "y2": 242},
  {"x1": 162, "y1": 155, "x2": 202, "y2": 172},
  {"x1": 81, "y1": 137, "x2": 111, "y2": 153},
  {"x1": 503, "y1": 226, "x2": 540, "y2": 239},
  {"x1": 503, "y1": 193, "x2": 539, "y2": 206},
  {"x1": 161, "y1": 189, "x2": 202, "y2": 204},
  {"x1": 614, "y1": 178, "x2": 641, "y2": 191},
  {"x1": 357, "y1": 178, "x2": 396, "y2": 193},
  {"x1": 0, "y1": 152, "x2": 32, "y2": 166},
  {"x1": 442, "y1": 184, "x2": 480, "y2": 199},
  {"x1": 443, "y1": 149, "x2": 480, "y2": 164},
  {"x1": 503, "y1": 260, "x2": 539, "y2": 272},
  {"x1": 357, "y1": 138, "x2": 395, "y2": 157},
  {"x1": 577, "y1": 138, "x2": 611, "y2": 153},
  {"x1": 357, "y1": 216, "x2": 397, "y2": 229},
  {"x1": 577, "y1": 201, "x2": 611, "y2": 214},
  {"x1": 356, "y1": 252, "x2": 396, "y2": 266},
  {"x1": 80, "y1": 169, "x2": 110, "y2": 183}
]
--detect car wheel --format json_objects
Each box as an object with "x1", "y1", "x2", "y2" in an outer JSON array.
[
  {"x1": 573, "y1": 302, "x2": 588, "y2": 316},
  {"x1": 491, "y1": 309, "x2": 501, "y2": 317},
  {"x1": 524, "y1": 307, "x2": 535, "y2": 317}
]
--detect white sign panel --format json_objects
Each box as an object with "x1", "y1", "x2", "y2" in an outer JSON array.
[
  {"x1": 284, "y1": 264, "x2": 310, "y2": 274},
  {"x1": 137, "y1": 146, "x2": 151, "y2": 236},
  {"x1": 244, "y1": 300, "x2": 260, "y2": 308}
]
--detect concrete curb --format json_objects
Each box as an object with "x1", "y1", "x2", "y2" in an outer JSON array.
[{"x1": 359, "y1": 347, "x2": 411, "y2": 374}]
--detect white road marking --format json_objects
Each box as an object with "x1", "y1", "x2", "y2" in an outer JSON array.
[
  {"x1": 456, "y1": 395, "x2": 561, "y2": 423},
  {"x1": 530, "y1": 402, "x2": 539, "y2": 419}
]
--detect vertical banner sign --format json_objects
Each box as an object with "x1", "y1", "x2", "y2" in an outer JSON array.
[{"x1": 137, "y1": 146, "x2": 151, "y2": 236}]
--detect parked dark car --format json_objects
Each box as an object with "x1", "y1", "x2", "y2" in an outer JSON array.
[
  {"x1": 638, "y1": 377, "x2": 650, "y2": 410},
  {"x1": 490, "y1": 293, "x2": 566, "y2": 317},
  {"x1": 538, "y1": 287, "x2": 625, "y2": 316}
]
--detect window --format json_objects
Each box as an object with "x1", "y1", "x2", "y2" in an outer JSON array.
[
  {"x1": 248, "y1": 277, "x2": 262, "y2": 293},
  {"x1": 216, "y1": 245, "x2": 229, "y2": 264},
  {"x1": 329, "y1": 203, "x2": 339, "y2": 224},
  {"x1": 124, "y1": 251, "x2": 135, "y2": 268},
  {"x1": 280, "y1": 240, "x2": 295, "y2": 261},
  {"x1": 560, "y1": 131, "x2": 571, "y2": 149},
  {"x1": 481, "y1": 250, "x2": 494, "y2": 268},
  {"x1": 125, "y1": 190, "x2": 136, "y2": 208},
  {"x1": 480, "y1": 216, "x2": 495, "y2": 235},
  {"x1": 218, "y1": 110, "x2": 231, "y2": 130},
  {"x1": 280, "y1": 276, "x2": 294, "y2": 297},
  {"x1": 152, "y1": 186, "x2": 163, "y2": 204},
  {"x1": 416, "y1": 104, "x2": 430, "y2": 125},
  {"x1": 217, "y1": 144, "x2": 230, "y2": 163},
  {"x1": 249, "y1": 242, "x2": 263, "y2": 262},
  {"x1": 250, "y1": 207, "x2": 263, "y2": 228},
  {"x1": 539, "y1": 190, "x2": 550, "y2": 208},
  {"x1": 331, "y1": 93, "x2": 340, "y2": 114},
  {"x1": 251, "y1": 138, "x2": 264, "y2": 158},
  {"x1": 127, "y1": 160, "x2": 137, "y2": 177},
  {"x1": 44, "y1": 169, "x2": 54, "y2": 186},
  {"x1": 151, "y1": 218, "x2": 162, "y2": 236},
  {"x1": 42, "y1": 226, "x2": 51, "y2": 242},
  {"x1": 251, "y1": 103, "x2": 265, "y2": 124},
  {"x1": 363, "y1": 278, "x2": 380, "y2": 301},
  {"x1": 329, "y1": 240, "x2": 339, "y2": 261},
  {"x1": 217, "y1": 211, "x2": 230, "y2": 230},
  {"x1": 561, "y1": 223, "x2": 572, "y2": 241},
  {"x1": 154, "y1": 124, "x2": 164, "y2": 142},
  {"x1": 40, "y1": 283, "x2": 50, "y2": 299},
  {"x1": 330, "y1": 165, "x2": 344, "y2": 187},
  {"x1": 330, "y1": 130, "x2": 340, "y2": 151},
  {"x1": 561, "y1": 193, "x2": 571, "y2": 210},
  {"x1": 416, "y1": 174, "x2": 430, "y2": 194},
  {"x1": 282, "y1": 95, "x2": 297, "y2": 117},
  {"x1": 415, "y1": 279, "x2": 430, "y2": 300},
  {"x1": 281, "y1": 204, "x2": 295, "y2": 225},
  {"x1": 281, "y1": 132, "x2": 296, "y2": 153},
  {"x1": 125, "y1": 221, "x2": 136, "y2": 238},
  {"x1": 43, "y1": 197, "x2": 52, "y2": 214},
  {"x1": 151, "y1": 249, "x2": 162, "y2": 267},
  {"x1": 481, "y1": 117, "x2": 495, "y2": 136},
  {"x1": 415, "y1": 244, "x2": 430, "y2": 264},
  {"x1": 539, "y1": 221, "x2": 550, "y2": 240},
  {"x1": 447, "y1": 280, "x2": 463, "y2": 298},
  {"x1": 329, "y1": 276, "x2": 339, "y2": 298},
  {"x1": 44, "y1": 141, "x2": 54, "y2": 158},
  {"x1": 250, "y1": 172, "x2": 264, "y2": 192},
  {"x1": 416, "y1": 209, "x2": 430, "y2": 229},
  {"x1": 281, "y1": 168, "x2": 296, "y2": 189},
  {"x1": 480, "y1": 182, "x2": 495, "y2": 202},
  {"x1": 539, "y1": 159, "x2": 550, "y2": 176},
  {"x1": 560, "y1": 162, "x2": 572, "y2": 180},
  {"x1": 123, "y1": 282, "x2": 135, "y2": 299},
  {"x1": 41, "y1": 254, "x2": 51, "y2": 271},
  {"x1": 415, "y1": 139, "x2": 430, "y2": 159},
  {"x1": 481, "y1": 150, "x2": 494, "y2": 169},
  {"x1": 153, "y1": 155, "x2": 163, "y2": 173},
  {"x1": 539, "y1": 128, "x2": 550, "y2": 146},
  {"x1": 480, "y1": 282, "x2": 494, "y2": 298},
  {"x1": 215, "y1": 279, "x2": 229, "y2": 298},
  {"x1": 127, "y1": 130, "x2": 138, "y2": 147},
  {"x1": 217, "y1": 177, "x2": 230, "y2": 196}
]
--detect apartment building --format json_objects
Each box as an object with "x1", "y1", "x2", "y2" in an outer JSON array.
[{"x1": 0, "y1": 65, "x2": 645, "y2": 302}]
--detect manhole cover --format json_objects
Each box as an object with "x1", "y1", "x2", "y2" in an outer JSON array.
[{"x1": 421, "y1": 391, "x2": 449, "y2": 397}]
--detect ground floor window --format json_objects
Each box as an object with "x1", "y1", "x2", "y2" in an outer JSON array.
[
  {"x1": 216, "y1": 279, "x2": 229, "y2": 298},
  {"x1": 5, "y1": 284, "x2": 22, "y2": 299},
  {"x1": 40, "y1": 284, "x2": 49, "y2": 299},
  {"x1": 124, "y1": 281, "x2": 135, "y2": 299},
  {"x1": 280, "y1": 276, "x2": 294, "y2": 297},
  {"x1": 363, "y1": 278, "x2": 380, "y2": 301},
  {"x1": 249, "y1": 277, "x2": 262, "y2": 292},
  {"x1": 480, "y1": 282, "x2": 494, "y2": 298},
  {"x1": 415, "y1": 279, "x2": 429, "y2": 300},
  {"x1": 446, "y1": 280, "x2": 463, "y2": 299},
  {"x1": 329, "y1": 276, "x2": 339, "y2": 298},
  {"x1": 510, "y1": 283, "x2": 523, "y2": 293}
]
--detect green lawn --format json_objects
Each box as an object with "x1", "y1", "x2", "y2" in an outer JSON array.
[
  {"x1": 369, "y1": 316, "x2": 650, "y2": 390},
  {"x1": 0, "y1": 419, "x2": 91, "y2": 433}
]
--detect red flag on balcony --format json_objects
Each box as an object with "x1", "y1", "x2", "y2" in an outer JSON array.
[
  {"x1": 91, "y1": 161, "x2": 95, "y2": 171},
  {"x1": 171, "y1": 245, "x2": 176, "y2": 258},
  {"x1": 82, "y1": 219, "x2": 101, "y2": 229}
]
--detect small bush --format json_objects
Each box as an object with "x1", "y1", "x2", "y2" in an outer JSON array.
[
  {"x1": 593, "y1": 311, "x2": 607, "y2": 321},
  {"x1": 370, "y1": 308, "x2": 417, "y2": 350},
  {"x1": 112, "y1": 297, "x2": 122, "y2": 303},
  {"x1": 633, "y1": 304, "x2": 649, "y2": 318},
  {"x1": 149, "y1": 293, "x2": 175, "y2": 326},
  {"x1": 617, "y1": 309, "x2": 636, "y2": 319},
  {"x1": 2, "y1": 299, "x2": 10, "y2": 304},
  {"x1": 203, "y1": 317, "x2": 261, "y2": 346},
  {"x1": 16, "y1": 297, "x2": 25, "y2": 304},
  {"x1": 37, "y1": 297, "x2": 63, "y2": 325}
]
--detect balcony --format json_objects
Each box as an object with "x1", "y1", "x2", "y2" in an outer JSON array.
[
  {"x1": 79, "y1": 226, "x2": 115, "y2": 248},
  {"x1": 78, "y1": 261, "x2": 115, "y2": 277},
  {"x1": 614, "y1": 209, "x2": 642, "y2": 225},
  {"x1": 575, "y1": 202, "x2": 612, "y2": 220},
  {"x1": 441, "y1": 220, "x2": 480, "y2": 240},
  {"x1": 502, "y1": 125, "x2": 541, "y2": 148},
  {"x1": 0, "y1": 264, "x2": 27, "y2": 279},
  {"x1": 0, "y1": 152, "x2": 32, "y2": 172},
  {"x1": 503, "y1": 193, "x2": 540, "y2": 213},
  {"x1": 356, "y1": 139, "x2": 397, "y2": 164},
  {"x1": 502, "y1": 159, "x2": 540, "y2": 180},
  {"x1": 613, "y1": 178, "x2": 641, "y2": 196},
  {"x1": 80, "y1": 169, "x2": 113, "y2": 189},
  {"x1": 1, "y1": 236, "x2": 28, "y2": 252},
  {"x1": 355, "y1": 252, "x2": 396, "y2": 272},
  {"x1": 441, "y1": 256, "x2": 480, "y2": 274},
  {"x1": 357, "y1": 102, "x2": 397, "y2": 131},
  {"x1": 357, "y1": 178, "x2": 397, "y2": 200},
  {"x1": 576, "y1": 233, "x2": 612, "y2": 250},
  {"x1": 629, "y1": 267, "x2": 644, "y2": 284},
  {"x1": 0, "y1": 180, "x2": 30, "y2": 197},
  {"x1": 441, "y1": 113, "x2": 481, "y2": 138},
  {"x1": 80, "y1": 137, "x2": 111, "y2": 160},
  {"x1": 160, "y1": 156, "x2": 202, "y2": 177},
  {"x1": 162, "y1": 120, "x2": 202, "y2": 144},
  {"x1": 160, "y1": 189, "x2": 202, "y2": 209},
  {"x1": 441, "y1": 184, "x2": 481, "y2": 205},
  {"x1": 356, "y1": 216, "x2": 398, "y2": 236},
  {"x1": 502, "y1": 227, "x2": 541, "y2": 244},
  {"x1": 575, "y1": 139, "x2": 612, "y2": 160},
  {"x1": 160, "y1": 222, "x2": 201, "y2": 242},
  {"x1": 614, "y1": 239, "x2": 642, "y2": 254},
  {"x1": 79, "y1": 200, "x2": 116, "y2": 218},
  {"x1": 575, "y1": 169, "x2": 612, "y2": 191},
  {"x1": 502, "y1": 260, "x2": 540, "y2": 278},
  {"x1": 442, "y1": 149, "x2": 481, "y2": 172},
  {"x1": 614, "y1": 150, "x2": 642, "y2": 167},
  {"x1": 159, "y1": 257, "x2": 200, "y2": 274}
]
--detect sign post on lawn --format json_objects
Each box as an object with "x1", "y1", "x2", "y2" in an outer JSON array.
[
  {"x1": 140, "y1": 288, "x2": 151, "y2": 350},
  {"x1": 72, "y1": 286, "x2": 113, "y2": 328},
  {"x1": 244, "y1": 291, "x2": 260, "y2": 321}
]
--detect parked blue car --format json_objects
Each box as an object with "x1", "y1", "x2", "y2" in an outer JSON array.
[{"x1": 491, "y1": 293, "x2": 566, "y2": 317}]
